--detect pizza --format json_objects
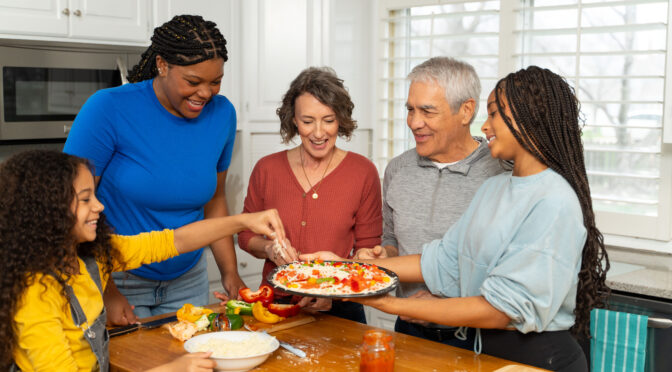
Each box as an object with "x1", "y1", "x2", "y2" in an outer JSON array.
[{"x1": 269, "y1": 260, "x2": 398, "y2": 297}]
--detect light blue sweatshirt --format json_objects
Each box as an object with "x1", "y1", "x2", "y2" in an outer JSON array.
[{"x1": 421, "y1": 168, "x2": 586, "y2": 333}]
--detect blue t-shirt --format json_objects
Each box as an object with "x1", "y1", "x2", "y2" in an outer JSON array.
[
  {"x1": 421, "y1": 169, "x2": 586, "y2": 333},
  {"x1": 64, "y1": 79, "x2": 236, "y2": 280}
]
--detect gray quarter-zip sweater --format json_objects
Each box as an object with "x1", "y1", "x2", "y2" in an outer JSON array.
[{"x1": 382, "y1": 136, "x2": 506, "y2": 299}]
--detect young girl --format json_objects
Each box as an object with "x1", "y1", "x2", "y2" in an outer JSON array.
[
  {"x1": 304, "y1": 66, "x2": 609, "y2": 371},
  {"x1": 0, "y1": 150, "x2": 285, "y2": 371}
]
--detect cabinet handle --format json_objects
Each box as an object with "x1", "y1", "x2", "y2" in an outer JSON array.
[
  {"x1": 73, "y1": 9, "x2": 82, "y2": 17},
  {"x1": 240, "y1": 262, "x2": 248, "y2": 268},
  {"x1": 62, "y1": 8, "x2": 70, "y2": 16}
]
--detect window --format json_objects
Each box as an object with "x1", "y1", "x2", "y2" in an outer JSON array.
[{"x1": 376, "y1": 0, "x2": 672, "y2": 241}]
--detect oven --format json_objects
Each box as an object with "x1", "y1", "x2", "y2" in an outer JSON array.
[
  {"x1": 0, "y1": 44, "x2": 137, "y2": 141},
  {"x1": 608, "y1": 291, "x2": 672, "y2": 372}
]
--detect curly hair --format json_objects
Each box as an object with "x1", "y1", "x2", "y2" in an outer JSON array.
[
  {"x1": 493, "y1": 66, "x2": 610, "y2": 339},
  {"x1": 127, "y1": 14, "x2": 228, "y2": 83},
  {"x1": 0, "y1": 150, "x2": 119, "y2": 368},
  {"x1": 277, "y1": 66, "x2": 357, "y2": 143}
]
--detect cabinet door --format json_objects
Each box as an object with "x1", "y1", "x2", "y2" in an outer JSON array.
[
  {"x1": 68, "y1": 0, "x2": 150, "y2": 42},
  {"x1": 242, "y1": 0, "x2": 323, "y2": 123},
  {"x1": 0, "y1": 0, "x2": 68, "y2": 37}
]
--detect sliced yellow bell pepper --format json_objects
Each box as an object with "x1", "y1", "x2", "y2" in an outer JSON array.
[
  {"x1": 176, "y1": 303, "x2": 213, "y2": 323},
  {"x1": 252, "y1": 301, "x2": 285, "y2": 324}
]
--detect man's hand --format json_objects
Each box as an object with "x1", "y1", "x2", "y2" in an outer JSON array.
[
  {"x1": 399, "y1": 290, "x2": 437, "y2": 326},
  {"x1": 104, "y1": 283, "x2": 139, "y2": 326},
  {"x1": 297, "y1": 296, "x2": 332, "y2": 313},
  {"x1": 354, "y1": 245, "x2": 388, "y2": 260}
]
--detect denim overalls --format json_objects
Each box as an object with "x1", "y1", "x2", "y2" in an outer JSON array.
[
  {"x1": 12, "y1": 255, "x2": 110, "y2": 371},
  {"x1": 67, "y1": 255, "x2": 110, "y2": 371}
]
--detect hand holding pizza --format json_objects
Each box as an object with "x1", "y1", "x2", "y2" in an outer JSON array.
[
  {"x1": 297, "y1": 296, "x2": 333, "y2": 312},
  {"x1": 299, "y1": 251, "x2": 344, "y2": 262},
  {"x1": 354, "y1": 245, "x2": 388, "y2": 260}
]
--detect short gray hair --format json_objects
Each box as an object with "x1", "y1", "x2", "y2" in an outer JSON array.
[{"x1": 407, "y1": 57, "x2": 481, "y2": 125}]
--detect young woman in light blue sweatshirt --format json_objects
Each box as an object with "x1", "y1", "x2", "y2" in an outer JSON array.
[{"x1": 304, "y1": 66, "x2": 609, "y2": 372}]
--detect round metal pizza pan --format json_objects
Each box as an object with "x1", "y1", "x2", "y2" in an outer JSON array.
[{"x1": 266, "y1": 260, "x2": 399, "y2": 298}]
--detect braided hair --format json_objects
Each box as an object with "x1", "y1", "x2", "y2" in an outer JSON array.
[
  {"x1": 493, "y1": 66, "x2": 610, "y2": 338},
  {"x1": 128, "y1": 14, "x2": 228, "y2": 83}
]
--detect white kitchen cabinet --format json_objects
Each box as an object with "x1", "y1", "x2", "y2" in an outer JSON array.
[
  {"x1": 365, "y1": 307, "x2": 396, "y2": 331},
  {"x1": 241, "y1": 0, "x2": 319, "y2": 124},
  {"x1": 0, "y1": 0, "x2": 151, "y2": 44}
]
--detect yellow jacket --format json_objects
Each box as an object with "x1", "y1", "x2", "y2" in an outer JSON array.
[{"x1": 13, "y1": 230, "x2": 177, "y2": 371}]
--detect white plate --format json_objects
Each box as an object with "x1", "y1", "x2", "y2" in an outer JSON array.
[{"x1": 184, "y1": 331, "x2": 279, "y2": 372}]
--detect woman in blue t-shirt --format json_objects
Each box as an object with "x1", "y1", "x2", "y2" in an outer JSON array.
[
  {"x1": 64, "y1": 15, "x2": 245, "y2": 325},
  {"x1": 304, "y1": 66, "x2": 610, "y2": 371}
]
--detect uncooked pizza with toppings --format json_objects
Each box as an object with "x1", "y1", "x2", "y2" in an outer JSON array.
[{"x1": 267, "y1": 260, "x2": 399, "y2": 298}]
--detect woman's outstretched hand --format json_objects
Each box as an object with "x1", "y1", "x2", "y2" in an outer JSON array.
[{"x1": 243, "y1": 209, "x2": 286, "y2": 243}]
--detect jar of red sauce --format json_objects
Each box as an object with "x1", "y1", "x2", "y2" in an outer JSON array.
[{"x1": 359, "y1": 329, "x2": 395, "y2": 372}]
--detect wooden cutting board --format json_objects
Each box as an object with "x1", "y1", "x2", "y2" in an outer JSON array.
[
  {"x1": 203, "y1": 304, "x2": 316, "y2": 333},
  {"x1": 163, "y1": 304, "x2": 316, "y2": 334},
  {"x1": 244, "y1": 312, "x2": 316, "y2": 333}
]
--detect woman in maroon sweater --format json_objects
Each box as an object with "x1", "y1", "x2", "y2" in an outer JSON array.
[{"x1": 232, "y1": 67, "x2": 382, "y2": 323}]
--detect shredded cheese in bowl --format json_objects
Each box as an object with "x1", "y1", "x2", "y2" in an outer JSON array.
[
  {"x1": 192, "y1": 333, "x2": 276, "y2": 358},
  {"x1": 184, "y1": 331, "x2": 280, "y2": 371}
]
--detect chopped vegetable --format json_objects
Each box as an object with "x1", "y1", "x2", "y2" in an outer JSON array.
[
  {"x1": 176, "y1": 303, "x2": 213, "y2": 323},
  {"x1": 239, "y1": 285, "x2": 274, "y2": 307},
  {"x1": 211, "y1": 313, "x2": 242, "y2": 331},
  {"x1": 226, "y1": 313, "x2": 244, "y2": 330},
  {"x1": 194, "y1": 314, "x2": 210, "y2": 331},
  {"x1": 267, "y1": 303, "x2": 301, "y2": 318},
  {"x1": 252, "y1": 301, "x2": 285, "y2": 324},
  {"x1": 225, "y1": 299, "x2": 254, "y2": 316},
  {"x1": 207, "y1": 313, "x2": 219, "y2": 331}
]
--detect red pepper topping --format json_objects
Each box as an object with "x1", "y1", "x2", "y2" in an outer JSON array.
[
  {"x1": 267, "y1": 303, "x2": 301, "y2": 317},
  {"x1": 239, "y1": 285, "x2": 274, "y2": 306}
]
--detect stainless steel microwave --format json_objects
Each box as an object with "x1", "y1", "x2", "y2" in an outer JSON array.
[{"x1": 0, "y1": 44, "x2": 139, "y2": 141}]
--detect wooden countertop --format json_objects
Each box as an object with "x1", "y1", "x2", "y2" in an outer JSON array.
[{"x1": 109, "y1": 306, "x2": 548, "y2": 371}]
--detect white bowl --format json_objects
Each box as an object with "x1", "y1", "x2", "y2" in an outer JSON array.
[{"x1": 184, "y1": 331, "x2": 280, "y2": 372}]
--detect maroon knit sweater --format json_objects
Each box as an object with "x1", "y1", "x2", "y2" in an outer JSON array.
[{"x1": 238, "y1": 150, "x2": 382, "y2": 289}]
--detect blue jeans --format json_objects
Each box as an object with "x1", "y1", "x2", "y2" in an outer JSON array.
[{"x1": 112, "y1": 254, "x2": 209, "y2": 318}]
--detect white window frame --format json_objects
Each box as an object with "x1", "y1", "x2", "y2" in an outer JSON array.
[{"x1": 374, "y1": 0, "x2": 672, "y2": 244}]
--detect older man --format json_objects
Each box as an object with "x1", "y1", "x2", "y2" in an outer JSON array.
[{"x1": 356, "y1": 57, "x2": 505, "y2": 346}]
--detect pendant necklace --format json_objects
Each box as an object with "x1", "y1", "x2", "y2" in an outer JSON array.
[{"x1": 300, "y1": 146, "x2": 335, "y2": 199}]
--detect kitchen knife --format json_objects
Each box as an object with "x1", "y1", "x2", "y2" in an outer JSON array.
[
  {"x1": 244, "y1": 324, "x2": 306, "y2": 358},
  {"x1": 108, "y1": 315, "x2": 178, "y2": 337}
]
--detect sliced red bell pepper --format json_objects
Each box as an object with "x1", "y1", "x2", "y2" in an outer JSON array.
[
  {"x1": 239, "y1": 285, "x2": 274, "y2": 306},
  {"x1": 267, "y1": 303, "x2": 301, "y2": 317}
]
